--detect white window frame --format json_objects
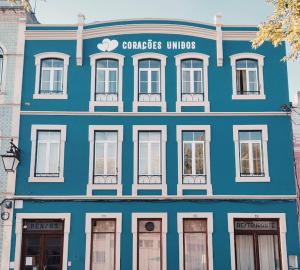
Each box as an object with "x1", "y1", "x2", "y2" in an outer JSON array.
[
  {"x1": 85, "y1": 213, "x2": 122, "y2": 270},
  {"x1": 88, "y1": 125, "x2": 123, "y2": 196},
  {"x1": 233, "y1": 125, "x2": 270, "y2": 182},
  {"x1": 177, "y1": 125, "x2": 212, "y2": 195},
  {"x1": 177, "y1": 213, "x2": 214, "y2": 270},
  {"x1": 132, "y1": 213, "x2": 167, "y2": 270},
  {"x1": 0, "y1": 44, "x2": 7, "y2": 94},
  {"x1": 227, "y1": 213, "x2": 288, "y2": 270},
  {"x1": 132, "y1": 125, "x2": 167, "y2": 196},
  {"x1": 139, "y1": 65, "x2": 161, "y2": 95},
  {"x1": 14, "y1": 213, "x2": 71, "y2": 270},
  {"x1": 132, "y1": 53, "x2": 167, "y2": 112},
  {"x1": 89, "y1": 52, "x2": 124, "y2": 112},
  {"x1": 175, "y1": 53, "x2": 210, "y2": 112},
  {"x1": 230, "y1": 53, "x2": 265, "y2": 100},
  {"x1": 34, "y1": 52, "x2": 70, "y2": 99},
  {"x1": 29, "y1": 125, "x2": 66, "y2": 182}
]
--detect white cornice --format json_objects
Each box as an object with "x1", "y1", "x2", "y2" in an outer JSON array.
[
  {"x1": 25, "y1": 24, "x2": 257, "y2": 41},
  {"x1": 20, "y1": 111, "x2": 289, "y2": 117}
]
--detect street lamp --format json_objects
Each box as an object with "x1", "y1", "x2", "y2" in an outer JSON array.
[{"x1": 1, "y1": 139, "x2": 21, "y2": 173}]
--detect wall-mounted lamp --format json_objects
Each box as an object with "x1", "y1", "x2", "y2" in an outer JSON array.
[{"x1": 1, "y1": 139, "x2": 21, "y2": 173}]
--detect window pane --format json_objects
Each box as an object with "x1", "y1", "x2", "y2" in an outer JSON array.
[
  {"x1": 93, "y1": 220, "x2": 116, "y2": 233},
  {"x1": 184, "y1": 233, "x2": 207, "y2": 270},
  {"x1": 149, "y1": 60, "x2": 160, "y2": 68},
  {"x1": 184, "y1": 219, "x2": 207, "y2": 232},
  {"x1": 139, "y1": 60, "x2": 149, "y2": 68},
  {"x1": 236, "y1": 60, "x2": 247, "y2": 68},
  {"x1": 239, "y1": 131, "x2": 262, "y2": 141},
  {"x1": 237, "y1": 70, "x2": 247, "y2": 92},
  {"x1": 107, "y1": 59, "x2": 118, "y2": 68},
  {"x1": 92, "y1": 233, "x2": 115, "y2": 270},
  {"x1": 94, "y1": 143, "x2": 105, "y2": 175},
  {"x1": 252, "y1": 143, "x2": 262, "y2": 174},
  {"x1": 53, "y1": 70, "x2": 62, "y2": 91},
  {"x1": 41, "y1": 70, "x2": 51, "y2": 91},
  {"x1": 184, "y1": 143, "x2": 192, "y2": 175},
  {"x1": 151, "y1": 82, "x2": 159, "y2": 93},
  {"x1": 48, "y1": 142, "x2": 60, "y2": 174},
  {"x1": 107, "y1": 143, "x2": 117, "y2": 174},
  {"x1": 52, "y1": 59, "x2": 63, "y2": 68},
  {"x1": 195, "y1": 143, "x2": 204, "y2": 175},
  {"x1": 139, "y1": 143, "x2": 148, "y2": 175},
  {"x1": 240, "y1": 143, "x2": 250, "y2": 175},
  {"x1": 151, "y1": 143, "x2": 160, "y2": 174},
  {"x1": 235, "y1": 235, "x2": 255, "y2": 270},
  {"x1": 258, "y1": 235, "x2": 281, "y2": 270},
  {"x1": 97, "y1": 59, "x2": 108, "y2": 68},
  {"x1": 246, "y1": 59, "x2": 258, "y2": 68},
  {"x1": 182, "y1": 60, "x2": 192, "y2": 68}
]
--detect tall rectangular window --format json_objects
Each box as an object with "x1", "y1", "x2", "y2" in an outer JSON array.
[
  {"x1": 234, "y1": 219, "x2": 281, "y2": 270},
  {"x1": 138, "y1": 59, "x2": 161, "y2": 102},
  {"x1": 138, "y1": 219, "x2": 162, "y2": 270},
  {"x1": 35, "y1": 131, "x2": 61, "y2": 177},
  {"x1": 182, "y1": 131, "x2": 206, "y2": 184},
  {"x1": 96, "y1": 59, "x2": 118, "y2": 102},
  {"x1": 91, "y1": 219, "x2": 116, "y2": 270},
  {"x1": 40, "y1": 58, "x2": 64, "y2": 94},
  {"x1": 94, "y1": 131, "x2": 118, "y2": 184},
  {"x1": 236, "y1": 59, "x2": 259, "y2": 95},
  {"x1": 181, "y1": 59, "x2": 204, "y2": 102},
  {"x1": 138, "y1": 131, "x2": 161, "y2": 184},
  {"x1": 183, "y1": 219, "x2": 208, "y2": 270},
  {"x1": 239, "y1": 131, "x2": 264, "y2": 177}
]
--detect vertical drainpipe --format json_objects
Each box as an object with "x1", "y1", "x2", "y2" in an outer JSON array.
[
  {"x1": 76, "y1": 13, "x2": 85, "y2": 66},
  {"x1": 214, "y1": 14, "x2": 223, "y2": 67}
]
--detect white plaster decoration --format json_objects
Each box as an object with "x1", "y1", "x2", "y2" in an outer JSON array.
[
  {"x1": 230, "y1": 53, "x2": 265, "y2": 100},
  {"x1": 132, "y1": 53, "x2": 167, "y2": 112},
  {"x1": 132, "y1": 213, "x2": 167, "y2": 270},
  {"x1": 89, "y1": 52, "x2": 124, "y2": 112},
  {"x1": 177, "y1": 213, "x2": 214, "y2": 270},
  {"x1": 132, "y1": 125, "x2": 167, "y2": 196},
  {"x1": 87, "y1": 125, "x2": 123, "y2": 196},
  {"x1": 85, "y1": 213, "x2": 122, "y2": 270},
  {"x1": 14, "y1": 213, "x2": 71, "y2": 270},
  {"x1": 175, "y1": 53, "x2": 210, "y2": 112},
  {"x1": 29, "y1": 125, "x2": 67, "y2": 182},
  {"x1": 33, "y1": 52, "x2": 70, "y2": 99},
  {"x1": 176, "y1": 125, "x2": 212, "y2": 195},
  {"x1": 233, "y1": 125, "x2": 270, "y2": 182},
  {"x1": 76, "y1": 13, "x2": 85, "y2": 66},
  {"x1": 227, "y1": 213, "x2": 288, "y2": 270},
  {"x1": 214, "y1": 14, "x2": 223, "y2": 67}
]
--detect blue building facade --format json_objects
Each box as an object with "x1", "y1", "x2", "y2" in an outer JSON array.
[{"x1": 2, "y1": 15, "x2": 300, "y2": 270}]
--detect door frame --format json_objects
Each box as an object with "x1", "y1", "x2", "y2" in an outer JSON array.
[{"x1": 14, "y1": 213, "x2": 71, "y2": 270}]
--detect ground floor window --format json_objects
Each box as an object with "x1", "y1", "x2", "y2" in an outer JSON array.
[
  {"x1": 21, "y1": 219, "x2": 64, "y2": 270},
  {"x1": 91, "y1": 219, "x2": 116, "y2": 270},
  {"x1": 137, "y1": 219, "x2": 162, "y2": 270},
  {"x1": 234, "y1": 219, "x2": 281, "y2": 270}
]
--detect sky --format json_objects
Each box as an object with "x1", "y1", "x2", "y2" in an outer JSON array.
[{"x1": 30, "y1": 0, "x2": 300, "y2": 101}]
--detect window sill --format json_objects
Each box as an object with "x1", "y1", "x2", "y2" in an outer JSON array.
[
  {"x1": 235, "y1": 175, "x2": 270, "y2": 182},
  {"x1": 33, "y1": 93, "x2": 68, "y2": 100},
  {"x1": 132, "y1": 183, "x2": 167, "y2": 196},
  {"x1": 87, "y1": 183, "x2": 122, "y2": 196},
  {"x1": 28, "y1": 176, "x2": 64, "y2": 183},
  {"x1": 176, "y1": 101, "x2": 210, "y2": 112},
  {"x1": 89, "y1": 100, "x2": 123, "y2": 112},
  {"x1": 232, "y1": 94, "x2": 266, "y2": 100},
  {"x1": 133, "y1": 101, "x2": 166, "y2": 112},
  {"x1": 177, "y1": 183, "x2": 212, "y2": 195}
]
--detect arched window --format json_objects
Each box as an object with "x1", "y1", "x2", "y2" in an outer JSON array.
[{"x1": 0, "y1": 47, "x2": 4, "y2": 89}]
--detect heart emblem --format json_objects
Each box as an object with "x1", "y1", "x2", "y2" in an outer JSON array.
[{"x1": 97, "y1": 38, "x2": 119, "y2": 52}]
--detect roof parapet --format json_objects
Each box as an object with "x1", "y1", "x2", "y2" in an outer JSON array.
[{"x1": 76, "y1": 13, "x2": 85, "y2": 66}]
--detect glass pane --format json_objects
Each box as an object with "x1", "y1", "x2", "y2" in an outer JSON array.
[
  {"x1": 41, "y1": 70, "x2": 51, "y2": 91},
  {"x1": 235, "y1": 235, "x2": 255, "y2": 270},
  {"x1": 151, "y1": 143, "x2": 160, "y2": 174},
  {"x1": 237, "y1": 70, "x2": 247, "y2": 92},
  {"x1": 184, "y1": 143, "x2": 192, "y2": 175},
  {"x1": 252, "y1": 143, "x2": 262, "y2": 174},
  {"x1": 53, "y1": 70, "x2": 62, "y2": 91},
  {"x1": 183, "y1": 132, "x2": 194, "y2": 141},
  {"x1": 258, "y1": 235, "x2": 281, "y2": 270},
  {"x1": 184, "y1": 233, "x2": 207, "y2": 270},
  {"x1": 92, "y1": 233, "x2": 115, "y2": 270},
  {"x1": 139, "y1": 143, "x2": 148, "y2": 175},
  {"x1": 182, "y1": 60, "x2": 192, "y2": 68},
  {"x1": 151, "y1": 82, "x2": 159, "y2": 93},
  {"x1": 191, "y1": 59, "x2": 203, "y2": 68},
  {"x1": 52, "y1": 59, "x2": 63, "y2": 68},
  {"x1": 184, "y1": 219, "x2": 207, "y2": 232},
  {"x1": 195, "y1": 143, "x2": 204, "y2": 175},
  {"x1": 93, "y1": 220, "x2": 116, "y2": 233},
  {"x1": 48, "y1": 142, "x2": 60, "y2": 174},
  {"x1": 240, "y1": 143, "x2": 250, "y2": 175},
  {"x1": 45, "y1": 237, "x2": 62, "y2": 267},
  {"x1": 194, "y1": 81, "x2": 202, "y2": 93},
  {"x1": 23, "y1": 236, "x2": 41, "y2": 269},
  {"x1": 107, "y1": 59, "x2": 118, "y2": 68},
  {"x1": 246, "y1": 59, "x2": 258, "y2": 68},
  {"x1": 97, "y1": 59, "x2": 107, "y2": 68},
  {"x1": 236, "y1": 59, "x2": 247, "y2": 68},
  {"x1": 139, "y1": 60, "x2": 149, "y2": 68},
  {"x1": 149, "y1": 60, "x2": 160, "y2": 68},
  {"x1": 239, "y1": 131, "x2": 262, "y2": 141},
  {"x1": 109, "y1": 81, "x2": 117, "y2": 93},
  {"x1": 107, "y1": 143, "x2": 117, "y2": 174},
  {"x1": 95, "y1": 143, "x2": 104, "y2": 175},
  {"x1": 42, "y1": 59, "x2": 53, "y2": 68}
]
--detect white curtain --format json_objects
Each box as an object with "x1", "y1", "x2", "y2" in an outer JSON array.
[
  {"x1": 236, "y1": 235, "x2": 255, "y2": 270},
  {"x1": 92, "y1": 233, "x2": 115, "y2": 270},
  {"x1": 258, "y1": 235, "x2": 280, "y2": 270},
  {"x1": 184, "y1": 233, "x2": 207, "y2": 270},
  {"x1": 138, "y1": 233, "x2": 161, "y2": 270}
]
